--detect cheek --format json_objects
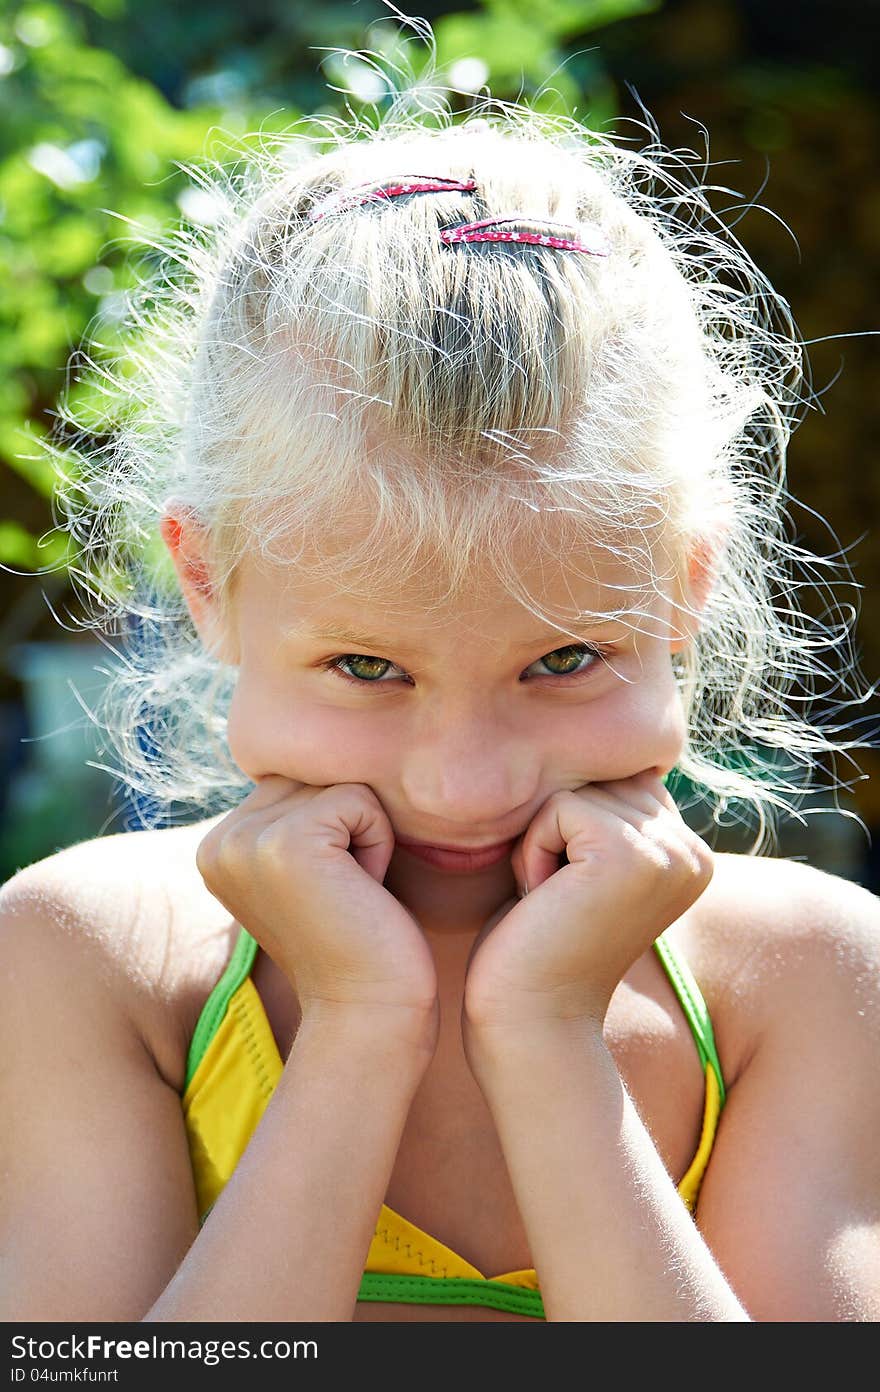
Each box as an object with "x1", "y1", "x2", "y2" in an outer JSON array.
[
  {"x1": 225, "y1": 679, "x2": 272, "y2": 777},
  {"x1": 226, "y1": 674, "x2": 384, "y2": 783},
  {"x1": 553, "y1": 672, "x2": 686, "y2": 775},
  {"x1": 606, "y1": 674, "x2": 687, "y2": 769}
]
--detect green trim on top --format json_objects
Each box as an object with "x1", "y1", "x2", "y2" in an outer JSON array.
[
  {"x1": 357, "y1": 1271, "x2": 545, "y2": 1318},
  {"x1": 183, "y1": 925, "x2": 259, "y2": 1093},
  {"x1": 652, "y1": 932, "x2": 727, "y2": 1108}
]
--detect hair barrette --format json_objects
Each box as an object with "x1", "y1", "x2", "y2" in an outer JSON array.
[
  {"x1": 439, "y1": 216, "x2": 610, "y2": 257},
  {"x1": 308, "y1": 176, "x2": 477, "y2": 222}
]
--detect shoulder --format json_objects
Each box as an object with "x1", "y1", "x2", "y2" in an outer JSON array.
[
  {"x1": 0, "y1": 817, "x2": 238, "y2": 1093},
  {"x1": 673, "y1": 851, "x2": 880, "y2": 1086}
]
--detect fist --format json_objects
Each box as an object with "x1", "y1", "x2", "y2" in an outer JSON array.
[
  {"x1": 463, "y1": 770, "x2": 714, "y2": 1033},
  {"x1": 195, "y1": 776, "x2": 439, "y2": 1036}
]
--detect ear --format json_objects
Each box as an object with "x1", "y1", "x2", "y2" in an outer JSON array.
[
  {"x1": 159, "y1": 498, "x2": 239, "y2": 664},
  {"x1": 668, "y1": 527, "x2": 726, "y2": 655}
]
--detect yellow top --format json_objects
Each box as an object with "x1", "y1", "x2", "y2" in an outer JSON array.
[{"x1": 181, "y1": 926, "x2": 726, "y2": 1318}]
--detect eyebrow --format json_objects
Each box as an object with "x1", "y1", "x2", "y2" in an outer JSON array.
[{"x1": 286, "y1": 618, "x2": 621, "y2": 655}]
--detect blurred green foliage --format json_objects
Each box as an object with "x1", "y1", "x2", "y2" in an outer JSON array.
[{"x1": 0, "y1": 0, "x2": 655, "y2": 586}]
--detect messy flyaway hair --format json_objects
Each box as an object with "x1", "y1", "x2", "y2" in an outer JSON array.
[{"x1": 41, "y1": 15, "x2": 876, "y2": 853}]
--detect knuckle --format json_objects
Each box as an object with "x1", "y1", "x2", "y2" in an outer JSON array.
[
  {"x1": 253, "y1": 819, "x2": 295, "y2": 863},
  {"x1": 195, "y1": 818, "x2": 236, "y2": 866},
  {"x1": 692, "y1": 842, "x2": 716, "y2": 886},
  {"x1": 679, "y1": 824, "x2": 713, "y2": 868},
  {"x1": 347, "y1": 782, "x2": 381, "y2": 807},
  {"x1": 641, "y1": 837, "x2": 675, "y2": 875},
  {"x1": 554, "y1": 787, "x2": 583, "y2": 806},
  {"x1": 568, "y1": 846, "x2": 612, "y2": 879},
  {"x1": 252, "y1": 822, "x2": 278, "y2": 857},
  {"x1": 194, "y1": 835, "x2": 218, "y2": 878},
  {"x1": 319, "y1": 781, "x2": 370, "y2": 808}
]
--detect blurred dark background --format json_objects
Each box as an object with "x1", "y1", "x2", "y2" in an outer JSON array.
[{"x1": 1, "y1": 0, "x2": 878, "y2": 885}]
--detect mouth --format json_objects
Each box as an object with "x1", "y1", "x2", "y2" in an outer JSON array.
[{"x1": 394, "y1": 837, "x2": 517, "y2": 874}]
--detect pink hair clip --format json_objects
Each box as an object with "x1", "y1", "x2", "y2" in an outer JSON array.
[
  {"x1": 439, "y1": 215, "x2": 610, "y2": 257},
  {"x1": 308, "y1": 175, "x2": 477, "y2": 222}
]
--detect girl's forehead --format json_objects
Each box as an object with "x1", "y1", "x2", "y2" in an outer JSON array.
[
  {"x1": 231, "y1": 465, "x2": 677, "y2": 613},
  {"x1": 232, "y1": 532, "x2": 673, "y2": 633}
]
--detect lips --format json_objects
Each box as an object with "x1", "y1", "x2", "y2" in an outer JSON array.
[
  {"x1": 396, "y1": 837, "x2": 514, "y2": 853},
  {"x1": 395, "y1": 837, "x2": 517, "y2": 873}
]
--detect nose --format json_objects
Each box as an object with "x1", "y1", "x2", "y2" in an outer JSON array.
[{"x1": 399, "y1": 709, "x2": 539, "y2": 832}]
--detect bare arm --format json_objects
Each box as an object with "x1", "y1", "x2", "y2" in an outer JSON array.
[
  {"x1": 467, "y1": 1020, "x2": 749, "y2": 1321},
  {"x1": 145, "y1": 1009, "x2": 430, "y2": 1322},
  {"x1": 467, "y1": 865, "x2": 880, "y2": 1322},
  {"x1": 0, "y1": 882, "x2": 431, "y2": 1323},
  {"x1": 460, "y1": 772, "x2": 748, "y2": 1320},
  {"x1": 0, "y1": 891, "x2": 199, "y2": 1321},
  {"x1": 692, "y1": 868, "x2": 880, "y2": 1321}
]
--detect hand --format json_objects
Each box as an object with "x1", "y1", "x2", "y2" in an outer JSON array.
[
  {"x1": 462, "y1": 770, "x2": 714, "y2": 1039},
  {"x1": 195, "y1": 776, "x2": 439, "y2": 1045}
]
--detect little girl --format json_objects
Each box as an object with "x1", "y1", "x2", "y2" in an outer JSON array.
[{"x1": 2, "y1": 52, "x2": 879, "y2": 1323}]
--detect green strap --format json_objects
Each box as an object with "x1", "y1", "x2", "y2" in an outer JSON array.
[
  {"x1": 652, "y1": 932, "x2": 727, "y2": 1108},
  {"x1": 183, "y1": 925, "x2": 259, "y2": 1093},
  {"x1": 357, "y1": 1272, "x2": 545, "y2": 1318}
]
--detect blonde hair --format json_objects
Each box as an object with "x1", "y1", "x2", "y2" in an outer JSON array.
[{"x1": 46, "y1": 34, "x2": 875, "y2": 853}]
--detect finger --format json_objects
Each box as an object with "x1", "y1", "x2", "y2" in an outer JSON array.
[
  {"x1": 510, "y1": 790, "x2": 598, "y2": 894},
  {"x1": 566, "y1": 782, "x2": 711, "y2": 889},
  {"x1": 307, "y1": 784, "x2": 396, "y2": 882},
  {"x1": 197, "y1": 798, "x2": 309, "y2": 877},
  {"x1": 575, "y1": 783, "x2": 700, "y2": 872},
  {"x1": 586, "y1": 769, "x2": 677, "y2": 816},
  {"x1": 509, "y1": 838, "x2": 530, "y2": 896},
  {"x1": 517, "y1": 782, "x2": 689, "y2": 893},
  {"x1": 558, "y1": 775, "x2": 677, "y2": 838},
  {"x1": 199, "y1": 777, "x2": 314, "y2": 852},
  {"x1": 200, "y1": 780, "x2": 359, "y2": 869},
  {"x1": 516, "y1": 789, "x2": 629, "y2": 891},
  {"x1": 247, "y1": 772, "x2": 309, "y2": 805},
  {"x1": 642, "y1": 767, "x2": 686, "y2": 817}
]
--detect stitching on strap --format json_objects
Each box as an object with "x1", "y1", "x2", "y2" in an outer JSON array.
[
  {"x1": 229, "y1": 990, "x2": 275, "y2": 1102},
  {"x1": 372, "y1": 1222, "x2": 448, "y2": 1277}
]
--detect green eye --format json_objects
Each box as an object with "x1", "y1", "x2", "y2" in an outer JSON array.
[
  {"x1": 538, "y1": 645, "x2": 591, "y2": 675},
  {"x1": 337, "y1": 655, "x2": 393, "y2": 682}
]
